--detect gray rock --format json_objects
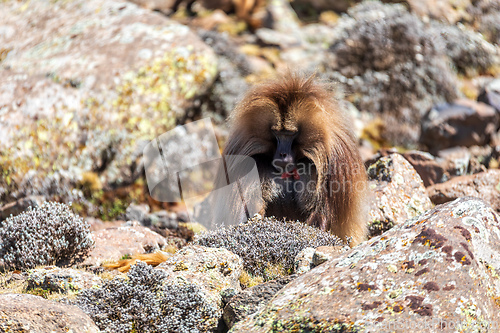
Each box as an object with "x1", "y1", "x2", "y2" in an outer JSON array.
[
  {"x1": 150, "y1": 210, "x2": 179, "y2": 229},
  {"x1": 157, "y1": 245, "x2": 243, "y2": 312},
  {"x1": 26, "y1": 267, "x2": 102, "y2": 293},
  {"x1": 478, "y1": 78, "x2": 500, "y2": 114},
  {"x1": 231, "y1": 197, "x2": 500, "y2": 332},
  {"x1": 312, "y1": 245, "x2": 345, "y2": 267},
  {"x1": 293, "y1": 247, "x2": 315, "y2": 275},
  {"x1": 0, "y1": 0, "x2": 217, "y2": 204},
  {"x1": 0, "y1": 293, "x2": 99, "y2": 333},
  {"x1": 125, "y1": 203, "x2": 151, "y2": 226}
]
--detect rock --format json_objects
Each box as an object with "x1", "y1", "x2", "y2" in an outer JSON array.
[
  {"x1": 437, "y1": 146, "x2": 472, "y2": 177},
  {"x1": 26, "y1": 267, "x2": 102, "y2": 293},
  {"x1": 156, "y1": 245, "x2": 243, "y2": 311},
  {"x1": 407, "y1": 0, "x2": 471, "y2": 23},
  {"x1": 312, "y1": 245, "x2": 345, "y2": 267},
  {"x1": 427, "y1": 170, "x2": 500, "y2": 212},
  {"x1": 367, "y1": 154, "x2": 433, "y2": 237},
  {"x1": 128, "y1": 0, "x2": 177, "y2": 15},
  {"x1": 124, "y1": 203, "x2": 151, "y2": 226},
  {"x1": 478, "y1": 78, "x2": 500, "y2": 114},
  {"x1": 294, "y1": 246, "x2": 348, "y2": 275},
  {"x1": 292, "y1": 0, "x2": 358, "y2": 13},
  {"x1": 0, "y1": 196, "x2": 45, "y2": 222},
  {"x1": 402, "y1": 150, "x2": 448, "y2": 187},
  {"x1": 255, "y1": 28, "x2": 302, "y2": 48},
  {"x1": 83, "y1": 224, "x2": 169, "y2": 266},
  {"x1": 0, "y1": 0, "x2": 217, "y2": 204},
  {"x1": 197, "y1": 30, "x2": 250, "y2": 120},
  {"x1": 263, "y1": 0, "x2": 302, "y2": 34},
  {"x1": 223, "y1": 275, "x2": 297, "y2": 329},
  {"x1": 231, "y1": 197, "x2": 500, "y2": 332},
  {"x1": 149, "y1": 210, "x2": 179, "y2": 229},
  {"x1": 0, "y1": 293, "x2": 99, "y2": 333},
  {"x1": 420, "y1": 99, "x2": 498, "y2": 153},
  {"x1": 293, "y1": 247, "x2": 316, "y2": 275}
]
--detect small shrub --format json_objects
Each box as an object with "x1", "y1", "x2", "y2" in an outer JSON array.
[
  {"x1": 194, "y1": 215, "x2": 343, "y2": 281},
  {"x1": 0, "y1": 201, "x2": 94, "y2": 270},
  {"x1": 328, "y1": 1, "x2": 459, "y2": 145},
  {"x1": 74, "y1": 261, "x2": 218, "y2": 333}
]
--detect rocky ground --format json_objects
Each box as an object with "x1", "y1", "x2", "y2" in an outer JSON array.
[{"x1": 1, "y1": 0, "x2": 500, "y2": 332}]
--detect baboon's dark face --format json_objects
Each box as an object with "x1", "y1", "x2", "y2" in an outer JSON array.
[{"x1": 245, "y1": 98, "x2": 328, "y2": 179}]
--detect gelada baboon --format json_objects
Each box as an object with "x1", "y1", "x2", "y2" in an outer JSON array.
[
  {"x1": 223, "y1": 73, "x2": 368, "y2": 246},
  {"x1": 106, "y1": 73, "x2": 368, "y2": 272}
]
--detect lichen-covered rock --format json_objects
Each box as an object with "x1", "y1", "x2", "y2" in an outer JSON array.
[
  {"x1": 467, "y1": 0, "x2": 500, "y2": 44},
  {"x1": 156, "y1": 245, "x2": 243, "y2": 312},
  {"x1": 420, "y1": 99, "x2": 498, "y2": 152},
  {"x1": 293, "y1": 246, "x2": 348, "y2": 275},
  {"x1": 427, "y1": 169, "x2": 500, "y2": 212},
  {"x1": 0, "y1": 202, "x2": 94, "y2": 271},
  {"x1": 223, "y1": 275, "x2": 297, "y2": 329},
  {"x1": 231, "y1": 197, "x2": 500, "y2": 332},
  {"x1": 74, "y1": 261, "x2": 219, "y2": 332},
  {"x1": 0, "y1": 0, "x2": 217, "y2": 205},
  {"x1": 83, "y1": 224, "x2": 169, "y2": 267},
  {"x1": 0, "y1": 293, "x2": 99, "y2": 333},
  {"x1": 197, "y1": 30, "x2": 250, "y2": 120},
  {"x1": 407, "y1": 0, "x2": 472, "y2": 23},
  {"x1": 293, "y1": 247, "x2": 316, "y2": 275},
  {"x1": 367, "y1": 154, "x2": 433, "y2": 237},
  {"x1": 26, "y1": 267, "x2": 102, "y2": 294}
]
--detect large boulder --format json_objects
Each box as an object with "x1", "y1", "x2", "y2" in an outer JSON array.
[
  {"x1": 0, "y1": 0, "x2": 217, "y2": 205},
  {"x1": 231, "y1": 197, "x2": 500, "y2": 332}
]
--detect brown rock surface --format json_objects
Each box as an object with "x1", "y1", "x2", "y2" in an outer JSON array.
[
  {"x1": 231, "y1": 197, "x2": 500, "y2": 332},
  {"x1": 402, "y1": 150, "x2": 448, "y2": 187},
  {"x1": 427, "y1": 169, "x2": 500, "y2": 212},
  {"x1": 0, "y1": 293, "x2": 99, "y2": 333},
  {"x1": 367, "y1": 154, "x2": 433, "y2": 237},
  {"x1": 83, "y1": 224, "x2": 169, "y2": 266},
  {"x1": 420, "y1": 99, "x2": 498, "y2": 153}
]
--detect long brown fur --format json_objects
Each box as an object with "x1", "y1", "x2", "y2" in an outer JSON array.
[
  {"x1": 224, "y1": 73, "x2": 368, "y2": 245},
  {"x1": 106, "y1": 73, "x2": 368, "y2": 272}
]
